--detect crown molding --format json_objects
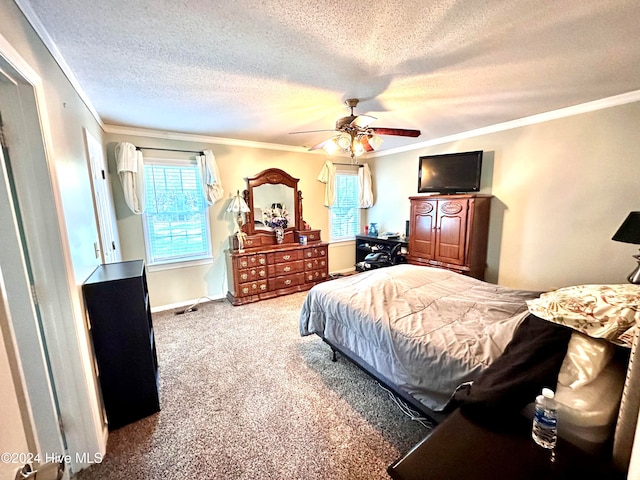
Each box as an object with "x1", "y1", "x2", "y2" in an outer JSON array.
[
  {"x1": 377, "y1": 89, "x2": 640, "y2": 157},
  {"x1": 102, "y1": 124, "x2": 318, "y2": 154},
  {"x1": 15, "y1": 0, "x2": 104, "y2": 128}
]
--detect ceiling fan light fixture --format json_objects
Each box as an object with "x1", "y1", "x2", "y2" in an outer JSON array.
[
  {"x1": 368, "y1": 134, "x2": 383, "y2": 150},
  {"x1": 322, "y1": 138, "x2": 339, "y2": 155},
  {"x1": 336, "y1": 132, "x2": 352, "y2": 150},
  {"x1": 352, "y1": 141, "x2": 365, "y2": 157}
]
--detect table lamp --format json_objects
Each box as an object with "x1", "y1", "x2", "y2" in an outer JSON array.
[
  {"x1": 227, "y1": 190, "x2": 250, "y2": 251},
  {"x1": 612, "y1": 211, "x2": 640, "y2": 284}
]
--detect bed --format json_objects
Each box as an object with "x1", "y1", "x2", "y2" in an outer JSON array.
[{"x1": 299, "y1": 264, "x2": 636, "y2": 458}]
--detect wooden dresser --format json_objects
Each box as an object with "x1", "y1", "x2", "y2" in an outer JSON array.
[
  {"x1": 226, "y1": 241, "x2": 328, "y2": 305},
  {"x1": 226, "y1": 168, "x2": 329, "y2": 306}
]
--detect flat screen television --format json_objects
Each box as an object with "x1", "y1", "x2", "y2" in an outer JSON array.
[{"x1": 418, "y1": 150, "x2": 483, "y2": 194}]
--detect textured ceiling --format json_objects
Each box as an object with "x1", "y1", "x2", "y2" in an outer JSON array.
[{"x1": 18, "y1": 0, "x2": 640, "y2": 153}]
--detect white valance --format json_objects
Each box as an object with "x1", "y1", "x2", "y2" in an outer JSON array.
[
  {"x1": 114, "y1": 142, "x2": 145, "y2": 214},
  {"x1": 316, "y1": 160, "x2": 336, "y2": 207},
  {"x1": 197, "y1": 149, "x2": 224, "y2": 205},
  {"x1": 358, "y1": 163, "x2": 374, "y2": 208}
]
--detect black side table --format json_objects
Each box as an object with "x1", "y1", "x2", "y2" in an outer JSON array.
[{"x1": 388, "y1": 409, "x2": 623, "y2": 480}]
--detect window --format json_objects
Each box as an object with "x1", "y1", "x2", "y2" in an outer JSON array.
[
  {"x1": 330, "y1": 169, "x2": 361, "y2": 241},
  {"x1": 142, "y1": 159, "x2": 212, "y2": 267}
]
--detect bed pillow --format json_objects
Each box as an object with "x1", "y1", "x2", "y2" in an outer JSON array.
[
  {"x1": 557, "y1": 332, "x2": 615, "y2": 389},
  {"x1": 526, "y1": 284, "x2": 640, "y2": 348}
]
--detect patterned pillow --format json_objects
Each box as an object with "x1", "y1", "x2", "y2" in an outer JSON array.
[{"x1": 526, "y1": 284, "x2": 640, "y2": 348}]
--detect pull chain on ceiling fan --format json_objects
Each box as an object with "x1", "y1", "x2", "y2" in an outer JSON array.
[{"x1": 290, "y1": 98, "x2": 421, "y2": 161}]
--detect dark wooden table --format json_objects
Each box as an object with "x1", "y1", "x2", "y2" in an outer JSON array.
[{"x1": 388, "y1": 409, "x2": 623, "y2": 480}]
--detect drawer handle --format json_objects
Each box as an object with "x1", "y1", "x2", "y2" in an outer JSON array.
[
  {"x1": 306, "y1": 262, "x2": 312, "y2": 268},
  {"x1": 259, "y1": 271, "x2": 265, "y2": 277},
  {"x1": 242, "y1": 287, "x2": 249, "y2": 294},
  {"x1": 283, "y1": 255, "x2": 291, "y2": 260},
  {"x1": 241, "y1": 273, "x2": 248, "y2": 280},
  {"x1": 284, "y1": 266, "x2": 291, "y2": 272},
  {"x1": 259, "y1": 259, "x2": 266, "y2": 264},
  {"x1": 252, "y1": 284, "x2": 258, "y2": 290},
  {"x1": 284, "y1": 279, "x2": 292, "y2": 285},
  {"x1": 240, "y1": 261, "x2": 247, "y2": 267},
  {"x1": 260, "y1": 284, "x2": 267, "y2": 291}
]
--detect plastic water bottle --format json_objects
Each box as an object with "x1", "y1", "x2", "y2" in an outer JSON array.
[{"x1": 532, "y1": 387, "x2": 558, "y2": 449}]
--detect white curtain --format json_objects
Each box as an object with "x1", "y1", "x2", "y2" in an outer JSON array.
[
  {"x1": 358, "y1": 163, "x2": 374, "y2": 208},
  {"x1": 115, "y1": 142, "x2": 145, "y2": 214},
  {"x1": 317, "y1": 160, "x2": 336, "y2": 207},
  {"x1": 197, "y1": 149, "x2": 224, "y2": 206}
]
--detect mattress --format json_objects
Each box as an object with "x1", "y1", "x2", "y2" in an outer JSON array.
[{"x1": 300, "y1": 264, "x2": 540, "y2": 411}]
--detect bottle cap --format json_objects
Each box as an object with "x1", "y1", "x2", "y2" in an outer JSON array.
[{"x1": 542, "y1": 388, "x2": 555, "y2": 399}]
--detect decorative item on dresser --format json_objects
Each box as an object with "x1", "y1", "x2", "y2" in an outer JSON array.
[
  {"x1": 226, "y1": 168, "x2": 329, "y2": 305},
  {"x1": 407, "y1": 194, "x2": 491, "y2": 280}
]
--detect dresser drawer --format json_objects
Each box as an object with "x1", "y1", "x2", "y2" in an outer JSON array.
[
  {"x1": 268, "y1": 260, "x2": 304, "y2": 277},
  {"x1": 237, "y1": 279, "x2": 268, "y2": 297},
  {"x1": 305, "y1": 269, "x2": 328, "y2": 283},
  {"x1": 237, "y1": 266, "x2": 267, "y2": 282},
  {"x1": 266, "y1": 249, "x2": 303, "y2": 264},
  {"x1": 303, "y1": 245, "x2": 328, "y2": 259},
  {"x1": 236, "y1": 254, "x2": 267, "y2": 269},
  {"x1": 304, "y1": 258, "x2": 327, "y2": 271},
  {"x1": 270, "y1": 272, "x2": 305, "y2": 290}
]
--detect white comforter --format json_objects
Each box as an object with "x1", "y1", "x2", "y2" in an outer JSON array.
[{"x1": 299, "y1": 264, "x2": 540, "y2": 411}]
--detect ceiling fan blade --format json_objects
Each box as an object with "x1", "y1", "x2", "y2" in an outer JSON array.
[
  {"x1": 289, "y1": 129, "x2": 337, "y2": 135},
  {"x1": 308, "y1": 137, "x2": 336, "y2": 151},
  {"x1": 371, "y1": 127, "x2": 421, "y2": 137},
  {"x1": 350, "y1": 115, "x2": 376, "y2": 128},
  {"x1": 360, "y1": 136, "x2": 375, "y2": 152}
]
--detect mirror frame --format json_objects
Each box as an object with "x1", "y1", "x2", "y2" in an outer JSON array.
[{"x1": 242, "y1": 168, "x2": 302, "y2": 236}]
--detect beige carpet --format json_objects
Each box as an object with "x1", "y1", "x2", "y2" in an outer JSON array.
[{"x1": 74, "y1": 292, "x2": 429, "y2": 479}]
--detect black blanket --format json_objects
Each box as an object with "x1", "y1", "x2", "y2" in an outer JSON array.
[{"x1": 452, "y1": 314, "x2": 572, "y2": 429}]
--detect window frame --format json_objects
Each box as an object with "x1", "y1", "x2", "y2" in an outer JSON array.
[
  {"x1": 329, "y1": 166, "x2": 362, "y2": 242},
  {"x1": 141, "y1": 157, "x2": 213, "y2": 271}
]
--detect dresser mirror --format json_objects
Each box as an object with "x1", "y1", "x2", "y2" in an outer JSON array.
[{"x1": 242, "y1": 168, "x2": 302, "y2": 236}]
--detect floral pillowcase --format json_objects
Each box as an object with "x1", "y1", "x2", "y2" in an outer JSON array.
[{"x1": 526, "y1": 284, "x2": 640, "y2": 348}]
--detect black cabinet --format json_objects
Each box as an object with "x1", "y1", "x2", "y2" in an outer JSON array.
[
  {"x1": 82, "y1": 260, "x2": 159, "y2": 430},
  {"x1": 355, "y1": 235, "x2": 408, "y2": 271}
]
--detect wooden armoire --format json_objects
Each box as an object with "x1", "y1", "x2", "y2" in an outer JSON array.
[{"x1": 407, "y1": 194, "x2": 492, "y2": 280}]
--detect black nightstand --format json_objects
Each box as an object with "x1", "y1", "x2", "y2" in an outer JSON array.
[{"x1": 388, "y1": 409, "x2": 623, "y2": 480}]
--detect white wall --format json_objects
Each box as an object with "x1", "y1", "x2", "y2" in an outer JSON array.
[
  {"x1": 1, "y1": 0, "x2": 107, "y2": 471},
  {"x1": 369, "y1": 101, "x2": 640, "y2": 291},
  {"x1": 103, "y1": 129, "x2": 357, "y2": 308}
]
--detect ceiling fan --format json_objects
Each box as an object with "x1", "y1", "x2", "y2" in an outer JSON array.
[{"x1": 290, "y1": 98, "x2": 421, "y2": 160}]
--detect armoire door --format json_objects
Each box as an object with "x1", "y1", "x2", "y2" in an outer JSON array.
[
  {"x1": 409, "y1": 198, "x2": 438, "y2": 260},
  {"x1": 435, "y1": 199, "x2": 468, "y2": 266}
]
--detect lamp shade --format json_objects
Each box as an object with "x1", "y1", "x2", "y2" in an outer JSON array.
[
  {"x1": 226, "y1": 190, "x2": 250, "y2": 214},
  {"x1": 612, "y1": 212, "x2": 640, "y2": 245}
]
